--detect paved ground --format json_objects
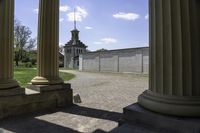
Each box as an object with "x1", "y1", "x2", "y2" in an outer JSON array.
[{"x1": 0, "y1": 70, "x2": 148, "y2": 133}]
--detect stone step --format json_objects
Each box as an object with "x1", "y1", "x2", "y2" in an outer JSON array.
[
  {"x1": 123, "y1": 103, "x2": 200, "y2": 133},
  {"x1": 110, "y1": 123, "x2": 169, "y2": 133}
]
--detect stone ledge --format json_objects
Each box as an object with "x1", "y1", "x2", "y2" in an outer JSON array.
[
  {"x1": 0, "y1": 87, "x2": 25, "y2": 97},
  {"x1": 123, "y1": 103, "x2": 200, "y2": 133},
  {"x1": 110, "y1": 123, "x2": 165, "y2": 133},
  {"x1": 27, "y1": 83, "x2": 71, "y2": 92},
  {"x1": 0, "y1": 84, "x2": 73, "y2": 119}
]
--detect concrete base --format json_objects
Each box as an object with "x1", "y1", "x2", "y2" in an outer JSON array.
[
  {"x1": 0, "y1": 83, "x2": 73, "y2": 119},
  {"x1": 0, "y1": 86, "x2": 25, "y2": 96},
  {"x1": 122, "y1": 103, "x2": 200, "y2": 133},
  {"x1": 27, "y1": 83, "x2": 70, "y2": 92},
  {"x1": 110, "y1": 123, "x2": 166, "y2": 133}
]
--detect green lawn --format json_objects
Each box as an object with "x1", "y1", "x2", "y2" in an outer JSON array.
[{"x1": 14, "y1": 68, "x2": 75, "y2": 87}]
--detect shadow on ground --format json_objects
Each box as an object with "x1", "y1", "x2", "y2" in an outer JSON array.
[
  {"x1": 63, "y1": 105, "x2": 122, "y2": 122},
  {"x1": 0, "y1": 104, "x2": 122, "y2": 133}
]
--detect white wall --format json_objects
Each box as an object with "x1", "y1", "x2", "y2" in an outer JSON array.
[{"x1": 79, "y1": 47, "x2": 149, "y2": 74}]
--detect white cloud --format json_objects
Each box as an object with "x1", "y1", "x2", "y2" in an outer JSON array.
[
  {"x1": 59, "y1": 42, "x2": 64, "y2": 46},
  {"x1": 77, "y1": 6, "x2": 88, "y2": 16},
  {"x1": 113, "y1": 12, "x2": 140, "y2": 21},
  {"x1": 33, "y1": 8, "x2": 39, "y2": 14},
  {"x1": 101, "y1": 38, "x2": 118, "y2": 44},
  {"x1": 67, "y1": 6, "x2": 88, "y2": 22},
  {"x1": 59, "y1": 18, "x2": 64, "y2": 22},
  {"x1": 93, "y1": 41, "x2": 103, "y2": 45},
  {"x1": 60, "y1": 5, "x2": 70, "y2": 12},
  {"x1": 85, "y1": 26, "x2": 93, "y2": 30},
  {"x1": 145, "y1": 14, "x2": 149, "y2": 19},
  {"x1": 94, "y1": 37, "x2": 118, "y2": 45}
]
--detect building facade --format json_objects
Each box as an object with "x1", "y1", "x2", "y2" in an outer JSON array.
[{"x1": 64, "y1": 19, "x2": 87, "y2": 69}]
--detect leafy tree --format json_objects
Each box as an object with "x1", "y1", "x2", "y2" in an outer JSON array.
[
  {"x1": 14, "y1": 19, "x2": 32, "y2": 66},
  {"x1": 59, "y1": 45, "x2": 64, "y2": 54},
  {"x1": 25, "y1": 38, "x2": 37, "y2": 51},
  {"x1": 96, "y1": 48, "x2": 108, "y2": 52},
  {"x1": 28, "y1": 50, "x2": 37, "y2": 66}
]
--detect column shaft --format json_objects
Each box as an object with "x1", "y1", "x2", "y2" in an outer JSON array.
[
  {"x1": 0, "y1": 0, "x2": 19, "y2": 89},
  {"x1": 139, "y1": 0, "x2": 200, "y2": 116},
  {"x1": 31, "y1": 0, "x2": 63, "y2": 85}
]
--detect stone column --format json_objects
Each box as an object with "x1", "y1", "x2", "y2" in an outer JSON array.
[
  {"x1": 0, "y1": 0, "x2": 24, "y2": 96},
  {"x1": 31, "y1": 0, "x2": 63, "y2": 85},
  {"x1": 138, "y1": 0, "x2": 200, "y2": 116}
]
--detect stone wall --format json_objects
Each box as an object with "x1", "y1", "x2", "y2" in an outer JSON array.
[{"x1": 79, "y1": 47, "x2": 149, "y2": 74}]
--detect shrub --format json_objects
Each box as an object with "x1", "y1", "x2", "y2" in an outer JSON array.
[
  {"x1": 25, "y1": 62, "x2": 32, "y2": 68},
  {"x1": 30, "y1": 58, "x2": 37, "y2": 65},
  {"x1": 22, "y1": 57, "x2": 30, "y2": 63}
]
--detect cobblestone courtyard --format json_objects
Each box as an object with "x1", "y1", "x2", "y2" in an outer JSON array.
[{"x1": 0, "y1": 70, "x2": 148, "y2": 133}]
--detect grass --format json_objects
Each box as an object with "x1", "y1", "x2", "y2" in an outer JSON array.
[{"x1": 14, "y1": 67, "x2": 75, "y2": 87}]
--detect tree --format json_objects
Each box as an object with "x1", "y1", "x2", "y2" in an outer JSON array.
[
  {"x1": 25, "y1": 38, "x2": 37, "y2": 51},
  {"x1": 59, "y1": 45, "x2": 64, "y2": 54},
  {"x1": 28, "y1": 50, "x2": 37, "y2": 66},
  {"x1": 96, "y1": 48, "x2": 108, "y2": 52},
  {"x1": 14, "y1": 19, "x2": 32, "y2": 66}
]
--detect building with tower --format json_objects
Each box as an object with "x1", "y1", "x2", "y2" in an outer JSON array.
[{"x1": 64, "y1": 10, "x2": 87, "y2": 69}]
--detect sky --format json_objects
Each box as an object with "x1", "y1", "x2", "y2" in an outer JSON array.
[{"x1": 15, "y1": 0, "x2": 149, "y2": 51}]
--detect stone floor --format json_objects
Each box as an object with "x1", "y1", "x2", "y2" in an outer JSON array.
[{"x1": 0, "y1": 70, "x2": 148, "y2": 133}]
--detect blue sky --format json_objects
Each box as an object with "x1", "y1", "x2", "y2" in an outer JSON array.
[{"x1": 15, "y1": 0, "x2": 149, "y2": 51}]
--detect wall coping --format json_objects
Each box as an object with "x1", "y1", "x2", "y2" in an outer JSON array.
[{"x1": 81, "y1": 47, "x2": 149, "y2": 55}]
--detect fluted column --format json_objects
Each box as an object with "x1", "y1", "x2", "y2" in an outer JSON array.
[
  {"x1": 0, "y1": 0, "x2": 19, "y2": 89},
  {"x1": 31, "y1": 0, "x2": 63, "y2": 85},
  {"x1": 138, "y1": 0, "x2": 200, "y2": 116}
]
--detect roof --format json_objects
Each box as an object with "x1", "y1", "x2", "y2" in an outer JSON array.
[{"x1": 64, "y1": 40, "x2": 87, "y2": 48}]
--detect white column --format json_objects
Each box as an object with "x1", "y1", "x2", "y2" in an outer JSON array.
[
  {"x1": 0, "y1": 0, "x2": 18, "y2": 89},
  {"x1": 31, "y1": 0, "x2": 63, "y2": 85}
]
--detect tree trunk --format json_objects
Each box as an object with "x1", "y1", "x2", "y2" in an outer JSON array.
[{"x1": 15, "y1": 60, "x2": 18, "y2": 66}]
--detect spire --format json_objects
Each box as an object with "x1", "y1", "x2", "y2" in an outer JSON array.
[
  {"x1": 74, "y1": 8, "x2": 76, "y2": 30},
  {"x1": 71, "y1": 8, "x2": 79, "y2": 42}
]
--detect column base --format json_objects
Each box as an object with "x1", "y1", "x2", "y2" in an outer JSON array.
[
  {"x1": 27, "y1": 83, "x2": 70, "y2": 93},
  {"x1": 138, "y1": 90, "x2": 200, "y2": 116},
  {"x1": 0, "y1": 79, "x2": 19, "y2": 89},
  {"x1": 0, "y1": 87, "x2": 25, "y2": 97},
  {"x1": 120, "y1": 103, "x2": 200, "y2": 133},
  {"x1": 0, "y1": 79, "x2": 25, "y2": 96},
  {"x1": 31, "y1": 76, "x2": 64, "y2": 85}
]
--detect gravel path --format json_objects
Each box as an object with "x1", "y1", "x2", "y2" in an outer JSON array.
[{"x1": 0, "y1": 70, "x2": 148, "y2": 133}]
